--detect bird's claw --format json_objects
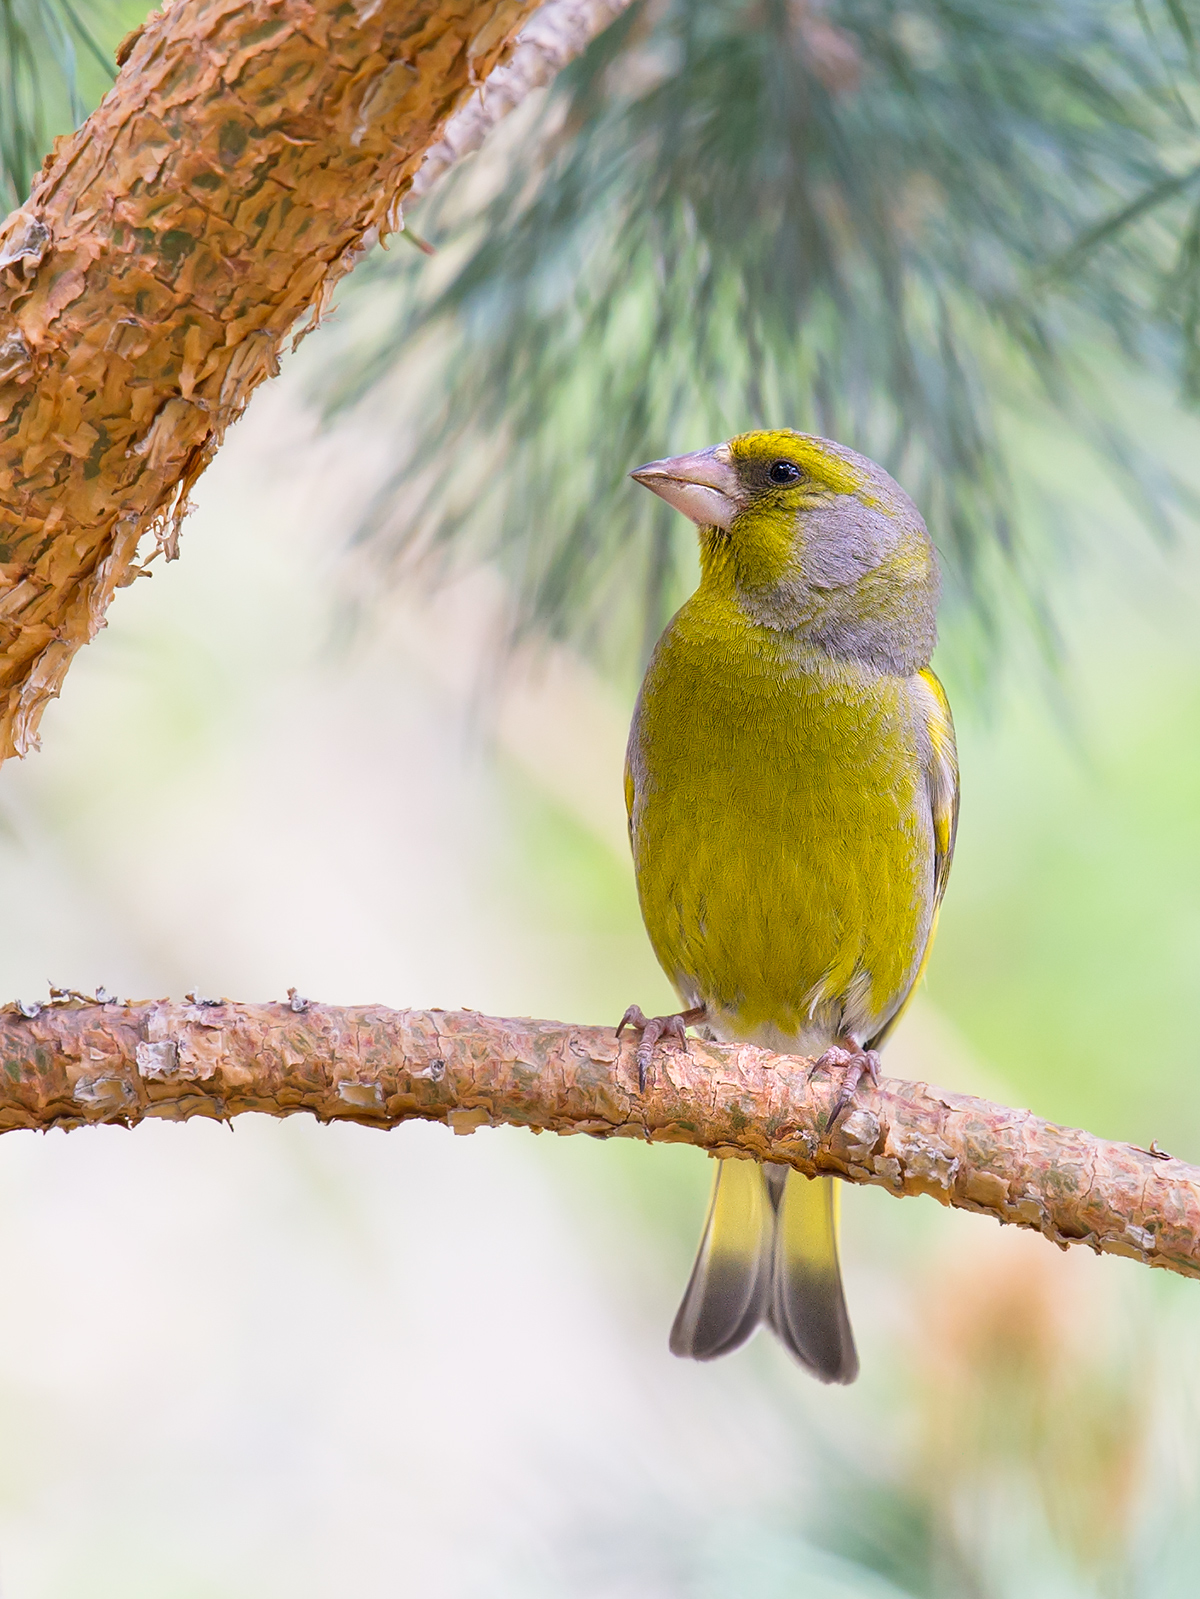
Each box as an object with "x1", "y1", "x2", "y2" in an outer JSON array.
[
  {"x1": 811, "y1": 1043, "x2": 882, "y2": 1133},
  {"x1": 617, "y1": 1004, "x2": 705, "y2": 1092}
]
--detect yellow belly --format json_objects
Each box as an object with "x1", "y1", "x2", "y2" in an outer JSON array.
[{"x1": 627, "y1": 596, "x2": 935, "y2": 1053}]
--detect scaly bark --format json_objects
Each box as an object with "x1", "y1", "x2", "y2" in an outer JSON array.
[
  {"x1": 1, "y1": 993, "x2": 1194, "y2": 1280},
  {"x1": 0, "y1": 0, "x2": 547, "y2": 762}
]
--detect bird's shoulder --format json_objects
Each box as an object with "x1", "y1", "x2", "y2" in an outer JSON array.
[{"x1": 632, "y1": 597, "x2": 925, "y2": 755}]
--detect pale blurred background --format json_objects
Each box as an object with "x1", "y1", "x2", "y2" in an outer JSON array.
[
  {"x1": 2, "y1": 335, "x2": 1200, "y2": 1598},
  {"x1": 8, "y1": 0, "x2": 1200, "y2": 1588}
]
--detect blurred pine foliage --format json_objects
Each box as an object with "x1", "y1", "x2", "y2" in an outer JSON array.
[
  {"x1": 325, "y1": 0, "x2": 1200, "y2": 676},
  {"x1": 1, "y1": 0, "x2": 113, "y2": 209}
]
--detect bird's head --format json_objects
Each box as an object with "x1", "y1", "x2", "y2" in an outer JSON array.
[{"x1": 631, "y1": 428, "x2": 940, "y2": 674}]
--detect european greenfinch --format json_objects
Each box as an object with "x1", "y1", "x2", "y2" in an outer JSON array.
[{"x1": 619, "y1": 429, "x2": 958, "y2": 1383}]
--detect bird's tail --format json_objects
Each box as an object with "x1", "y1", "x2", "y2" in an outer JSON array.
[
  {"x1": 766, "y1": 1165, "x2": 859, "y2": 1382},
  {"x1": 669, "y1": 1159, "x2": 858, "y2": 1383}
]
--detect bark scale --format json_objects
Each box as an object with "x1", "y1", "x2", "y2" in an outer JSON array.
[
  {"x1": 0, "y1": 0, "x2": 546, "y2": 762},
  {"x1": 1, "y1": 994, "x2": 1194, "y2": 1281}
]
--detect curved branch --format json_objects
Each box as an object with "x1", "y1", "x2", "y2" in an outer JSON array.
[
  {"x1": 1, "y1": 994, "x2": 1194, "y2": 1280},
  {"x1": 0, "y1": 0, "x2": 550, "y2": 763}
]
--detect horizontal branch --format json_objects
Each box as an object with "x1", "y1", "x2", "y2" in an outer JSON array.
[{"x1": 1, "y1": 995, "x2": 1194, "y2": 1279}]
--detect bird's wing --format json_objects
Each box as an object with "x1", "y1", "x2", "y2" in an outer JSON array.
[
  {"x1": 768, "y1": 1169, "x2": 859, "y2": 1383},
  {"x1": 867, "y1": 666, "x2": 958, "y2": 1051},
  {"x1": 669, "y1": 1157, "x2": 773, "y2": 1360},
  {"x1": 919, "y1": 666, "x2": 959, "y2": 914},
  {"x1": 623, "y1": 752, "x2": 635, "y2": 843}
]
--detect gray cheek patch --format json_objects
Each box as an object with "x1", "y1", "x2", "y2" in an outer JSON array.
[{"x1": 800, "y1": 495, "x2": 902, "y2": 590}]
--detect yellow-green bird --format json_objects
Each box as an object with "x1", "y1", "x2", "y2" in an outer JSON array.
[{"x1": 619, "y1": 428, "x2": 958, "y2": 1383}]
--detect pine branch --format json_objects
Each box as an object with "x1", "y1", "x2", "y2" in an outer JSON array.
[
  {"x1": 2, "y1": 994, "x2": 1193, "y2": 1281},
  {"x1": 0, "y1": 0, "x2": 553, "y2": 765}
]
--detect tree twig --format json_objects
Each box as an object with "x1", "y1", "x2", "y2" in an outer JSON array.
[
  {"x1": 408, "y1": 0, "x2": 637, "y2": 201},
  {"x1": 1, "y1": 995, "x2": 1194, "y2": 1281}
]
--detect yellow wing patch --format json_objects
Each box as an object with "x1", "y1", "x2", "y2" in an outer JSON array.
[
  {"x1": 867, "y1": 667, "x2": 958, "y2": 1050},
  {"x1": 918, "y1": 666, "x2": 959, "y2": 909}
]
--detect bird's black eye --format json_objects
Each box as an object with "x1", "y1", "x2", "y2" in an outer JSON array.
[{"x1": 768, "y1": 459, "x2": 802, "y2": 485}]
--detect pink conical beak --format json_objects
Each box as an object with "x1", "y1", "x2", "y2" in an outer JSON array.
[{"x1": 630, "y1": 444, "x2": 740, "y2": 529}]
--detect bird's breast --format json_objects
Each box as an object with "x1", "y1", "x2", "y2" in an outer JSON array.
[{"x1": 627, "y1": 610, "x2": 935, "y2": 1050}]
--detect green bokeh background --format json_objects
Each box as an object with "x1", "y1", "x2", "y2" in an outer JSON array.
[
  {"x1": 1, "y1": 328, "x2": 1199, "y2": 1596},
  {"x1": 4, "y1": 2, "x2": 1200, "y2": 1591}
]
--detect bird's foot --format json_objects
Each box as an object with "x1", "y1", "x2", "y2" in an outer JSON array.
[
  {"x1": 811, "y1": 1042, "x2": 881, "y2": 1133},
  {"x1": 616, "y1": 1004, "x2": 706, "y2": 1092}
]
